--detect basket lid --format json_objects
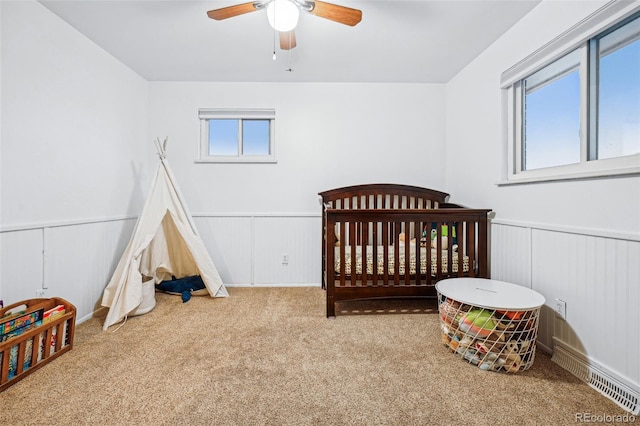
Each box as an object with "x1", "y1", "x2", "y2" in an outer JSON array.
[{"x1": 436, "y1": 278, "x2": 545, "y2": 310}]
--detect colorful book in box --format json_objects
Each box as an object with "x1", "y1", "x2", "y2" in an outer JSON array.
[
  {"x1": 0, "y1": 309, "x2": 44, "y2": 341},
  {"x1": 38, "y1": 305, "x2": 67, "y2": 360},
  {"x1": 43, "y1": 305, "x2": 66, "y2": 324}
]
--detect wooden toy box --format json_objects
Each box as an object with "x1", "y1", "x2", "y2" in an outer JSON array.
[{"x1": 0, "y1": 297, "x2": 76, "y2": 392}]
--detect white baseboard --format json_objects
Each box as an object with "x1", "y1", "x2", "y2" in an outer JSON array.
[
  {"x1": 552, "y1": 338, "x2": 639, "y2": 415},
  {"x1": 536, "y1": 340, "x2": 553, "y2": 355}
]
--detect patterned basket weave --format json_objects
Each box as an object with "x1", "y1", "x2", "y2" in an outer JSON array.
[{"x1": 437, "y1": 292, "x2": 541, "y2": 373}]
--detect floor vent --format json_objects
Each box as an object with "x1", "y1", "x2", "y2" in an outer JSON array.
[{"x1": 552, "y1": 344, "x2": 639, "y2": 415}]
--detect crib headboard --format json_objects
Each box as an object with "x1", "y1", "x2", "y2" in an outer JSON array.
[
  {"x1": 319, "y1": 184, "x2": 453, "y2": 251},
  {"x1": 319, "y1": 183, "x2": 450, "y2": 211},
  {"x1": 320, "y1": 184, "x2": 452, "y2": 286},
  {"x1": 319, "y1": 183, "x2": 462, "y2": 253}
]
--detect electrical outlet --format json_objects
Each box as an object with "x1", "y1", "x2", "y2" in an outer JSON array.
[
  {"x1": 35, "y1": 289, "x2": 46, "y2": 298},
  {"x1": 281, "y1": 253, "x2": 289, "y2": 265},
  {"x1": 554, "y1": 298, "x2": 567, "y2": 320}
]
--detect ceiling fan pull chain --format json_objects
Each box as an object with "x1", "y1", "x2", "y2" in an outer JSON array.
[
  {"x1": 286, "y1": 31, "x2": 294, "y2": 72},
  {"x1": 272, "y1": 26, "x2": 277, "y2": 60},
  {"x1": 288, "y1": 32, "x2": 292, "y2": 69}
]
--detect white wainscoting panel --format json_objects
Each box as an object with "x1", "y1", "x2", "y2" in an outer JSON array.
[
  {"x1": 2, "y1": 214, "x2": 320, "y2": 323},
  {"x1": 532, "y1": 229, "x2": 640, "y2": 386},
  {"x1": 490, "y1": 222, "x2": 553, "y2": 349},
  {"x1": 491, "y1": 220, "x2": 640, "y2": 405},
  {"x1": 490, "y1": 223, "x2": 532, "y2": 287},
  {"x1": 0, "y1": 229, "x2": 44, "y2": 305},
  {"x1": 253, "y1": 216, "x2": 321, "y2": 285},
  {"x1": 194, "y1": 214, "x2": 321, "y2": 286},
  {"x1": 0, "y1": 219, "x2": 135, "y2": 323},
  {"x1": 194, "y1": 216, "x2": 253, "y2": 285},
  {"x1": 44, "y1": 219, "x2": 136, "y2": 322}
]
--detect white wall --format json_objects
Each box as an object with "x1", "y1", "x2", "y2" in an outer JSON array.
[
  {"x1": 446, "y1": 0, "x2": 640, "y2": 398},
  {"x1": 1, "y1": 1, "x2": 151, "y2": 227},
  {"x1": 149, "y1": 82, "x2": 447, "y2": 214},
  {"x1": 0, "y1": 1, "x2": 149, "y2": 321},
  {"x1": 0, "y1": 0, "x2": 3, "y2": 308},
  {"x1": 148, "y1": 82, "x2": 447, "y2": 285}
]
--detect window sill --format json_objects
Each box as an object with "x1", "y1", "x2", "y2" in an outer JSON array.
[
  {"x1": 195, "y1": 157, "x2": 277, "y2": 164},
  {"x1": 496, "y1": 165, "x2": 640, "y2": 186}
]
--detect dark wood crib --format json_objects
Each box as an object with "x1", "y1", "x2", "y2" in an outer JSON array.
[{"x1": 320, "y1": 184, "x2": 492, "y2": 317}]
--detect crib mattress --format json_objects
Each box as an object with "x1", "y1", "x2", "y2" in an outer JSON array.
[{"x1": 334, "y1": 245, "x2": 469, "y2": 276}]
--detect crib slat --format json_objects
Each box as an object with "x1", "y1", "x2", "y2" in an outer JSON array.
[
  {"x1": 350, "y1": 220, "x2": 356, "y2": 287},
  {"x1": 326, "y1": 216, "x2": 336, "y2": 317},
  {"x1": 360, "y1": 221, "x2": 367, "y2": 287},
  {"x1": 414, "y1": 220, "x2": 421, "y2": 286},
  {"x1": 446, "y1": 221, "x2": 453, "y2": 278},
  {"x1": 467, "y1": 221, "x2": 476, "y2": 277},
  {"x1": 404, "y1": 221, "x2": 411, "y2": 285},
  {"x1": 434, "y1": 222, "x2": 440, "y2": 281},
  {"x1": 339, "y1": 221, "x2": 346, "y2": 286},
  {"x1": 456, "y1": 222, "x2": 463, "y2": 277},
  {"x1": 478, "y1": 216, "x2": 488, "y2": 277},
  {"x1": 393, "y1": 222, "x2": 400, "y2": 285},
  {"x1": 425, "y1": 221, "x2": 432, "y2": 286},
  {"x1": 372, "y1": 221, "x2": 378, "y2": 286},
  {"x1": 382, "y1": 222, "x2": 389, "y2": 285}
]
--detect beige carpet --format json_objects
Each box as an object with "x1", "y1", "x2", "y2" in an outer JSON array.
[{"x1": 0, "y1": 287, "x2": 628, "y2": 425}]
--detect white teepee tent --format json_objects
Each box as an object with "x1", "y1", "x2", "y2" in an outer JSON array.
[{"x1": 101, "y1": 139, "x2": 228, "y2": 330}]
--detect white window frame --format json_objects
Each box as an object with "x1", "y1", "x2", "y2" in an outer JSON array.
[
  {"x1": 499, "y1": 1, "x2": 640, "y2": 185},
  {"x1": 197, "y1": 108, "x2": 276, "y2": 163}
]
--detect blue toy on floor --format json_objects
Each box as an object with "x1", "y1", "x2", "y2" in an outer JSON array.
[{"x1": 155, "y1": 275, "x2": 206, "y2": 303}]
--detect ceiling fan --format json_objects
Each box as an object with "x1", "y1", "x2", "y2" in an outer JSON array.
[{"x1": 207, "y1": 0, "x2": 362, "y2": 50}]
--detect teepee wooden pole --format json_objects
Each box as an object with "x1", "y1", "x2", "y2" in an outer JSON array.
[{"x1": 153, "y1": 137, "x2": 200, "y2": 236}]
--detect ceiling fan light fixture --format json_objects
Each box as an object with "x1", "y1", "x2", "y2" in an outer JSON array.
[{"x1": 267, "y1": 0, "x2": 300, "y2": 32}]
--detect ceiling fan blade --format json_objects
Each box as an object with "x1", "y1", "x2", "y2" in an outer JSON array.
[
  {"x1": 279, "y1": 30, "x2": 297, "y2": 50},
  {"x1": 207, "y1": 2, "x2": 259, "y2": 20},
  {"x1": 309, "y1": 1, "x2": 362, "y2": 26}
]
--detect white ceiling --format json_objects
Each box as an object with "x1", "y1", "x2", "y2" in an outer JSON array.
[{"x1": 38, "y1": 0, "x2": 541, "y2": 83}]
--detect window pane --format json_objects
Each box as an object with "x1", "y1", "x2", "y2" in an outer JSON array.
[
  {"x1": 523, "y1": 53, "x2": 581, "y2": 170},
  {"x1": 597, "y1": 17, "x2": 640, "y2": 160},
  {"x1": 209, "y1": 119, "x2": 238, "y2": 156},
  {"x1": 242, "y1": 120, "x2": 270, "y2": 155}
]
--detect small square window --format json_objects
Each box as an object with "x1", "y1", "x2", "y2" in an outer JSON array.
[
  {"x1": 209, "y1": 119, "x2": 240, "y2": 156},
  {"x1": 198, "y1": 109, "x2": 276, "y2": 163},
  {"x1": 242, "y1": 120, "x2": 271, "y2": 155}
]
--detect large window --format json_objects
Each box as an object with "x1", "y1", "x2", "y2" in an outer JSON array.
[
  {"x1": 523, "y1": 50, "x2": 582, "y2": 170},
  {"x1": 596, "y1": 20, "x2": 640, "y2": 161},
  {"x1": 198, "y1": 109, "x2": 275, "y2": 163},
  {"x1": 502, "y1": 3, "x2": 640, "y2": 183}
]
